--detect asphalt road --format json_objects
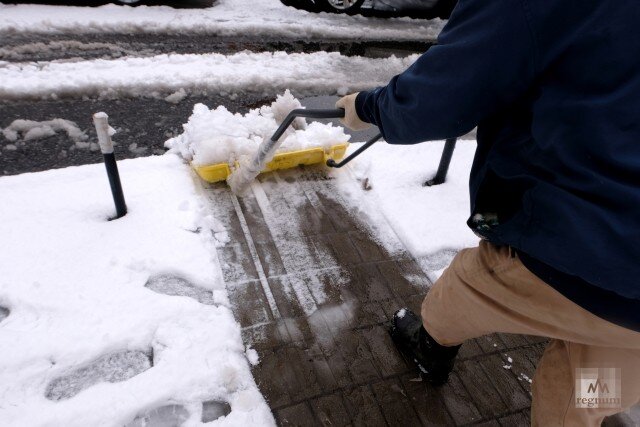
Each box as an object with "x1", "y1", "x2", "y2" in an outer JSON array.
[
  {"x1": 0, "y1": 94, "x2": 276, "y2": 175},
  {"x1": 0, "y1": 22, "x2": 430, "y2": 176},
  {"x1": 0, "y1": 33, "x2": 430, "y2": 63}
]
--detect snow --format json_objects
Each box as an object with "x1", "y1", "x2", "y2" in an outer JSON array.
[
  {"x1": 519, "y1": 373, "x2": 533, "y2": 384},
  {"x1": 0, "y1": 50, "x2": 418, "y2": 101},
  {"x1": 245, "y1": 347, "x2": 260, "y2": 366},
  {"x1": 128, "y1": 143, "x2": 148, "y2": 155},
  {"x1": 166, "y1": 91, "x2": 350, "y2": 166},
  {"x1": 2, "y1": 118, "x2": 88, "y2": 143},
  {"x1": 126, "y1": 404, "x2": 191, "y2": 427},
  {"x1": 334, "y1": 139, "x2": 479, "y2": 267},
  {"x1": 396, "y1": 308, "x2": 407, "y2": 319},
  {"x1": 165, "y1": 88, "x2": 188, "y2": 104},
  {"x1": 0, "y1": 0, "x2": 444, "y2": 40},
  {"x1": 503, "y1": 353, "x2": 514, "y2": 371},
  {"x1": 46, "y1": 351, "x2": 153, "y2": 401},
  {"x1": 0, "y1": 155, "x2": 273, "y2": 426},
  {"x1": 202, "y1": 401, "x2": 232, "y2": 423}
]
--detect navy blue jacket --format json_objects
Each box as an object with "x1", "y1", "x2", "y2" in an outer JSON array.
[{"x1": 356, "y1": 0, "x2": 640, "y2": 325}]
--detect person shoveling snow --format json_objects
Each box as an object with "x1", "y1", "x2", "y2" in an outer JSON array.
[
  {"x1": 336, "y1": 0, "x2": 640, "y2": 425},
  {"x1": 165, "y1": 90, "x2": 351, "y2": 194}
]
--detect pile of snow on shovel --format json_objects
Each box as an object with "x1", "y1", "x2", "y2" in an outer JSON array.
[{"x1": 165, "y1": 90, "x2": 350, "y2": 166}]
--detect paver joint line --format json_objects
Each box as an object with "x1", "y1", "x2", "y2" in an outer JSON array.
[{"x1": 230, "y1": 191, "x2": 281, "y2": 320}]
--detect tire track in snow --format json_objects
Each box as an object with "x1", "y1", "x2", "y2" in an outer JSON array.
[{"x1": 0, "y1": 33, "x2": 432, "y2": 63}]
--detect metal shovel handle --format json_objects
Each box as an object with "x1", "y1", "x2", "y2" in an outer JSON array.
[
  {"x1": 326, "y1": 133, "x2": 382, "y2": 168},
  {"x1": 269, "y1": 107, "x2": 381, "y2": 170},
  {"x1": 271, "y1": 108, "x2": 346, "y2": 141}
]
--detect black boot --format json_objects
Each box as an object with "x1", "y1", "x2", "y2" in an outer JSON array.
[{"x1": 389, "y1": 308, "x2": 460, "y2": 386}]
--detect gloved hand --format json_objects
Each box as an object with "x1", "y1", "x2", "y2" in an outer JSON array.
[{"x1": 336, "y1": 93, "x2": 371, "y2": 131}]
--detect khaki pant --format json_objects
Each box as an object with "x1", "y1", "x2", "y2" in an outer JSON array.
[{"x1": 422, "y1": 241, "x2": 640, "y2": 426}]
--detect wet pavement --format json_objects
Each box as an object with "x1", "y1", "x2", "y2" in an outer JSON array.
[
  {"x1": 205, "y1": 164, "x2": 552, "y2": 426},
  {"x1": 205, "y1": 163, "x2": 639, "y2": 426}
]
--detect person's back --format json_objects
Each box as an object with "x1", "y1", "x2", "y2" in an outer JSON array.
[
  {"x1": 476, "y1": 0, "x2": 640, "y2": 301},
  {"x1": 354, "y1": 0, "x2": 640, "y2": 318},
  {"x1": 336, "y1": 1, "x2": 640, "y2": 425}
]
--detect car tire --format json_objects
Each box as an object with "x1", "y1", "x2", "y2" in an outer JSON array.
[
  {"x1": 319, "y1": 0, "x2": 365, "y2": 14},
  {"x1": 280, "y1": 0, "x2": 327, "y2": 13}
]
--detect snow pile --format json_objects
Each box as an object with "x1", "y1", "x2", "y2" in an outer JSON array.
[
  {"x1": 2, "y1": 118, "x2": 87, "y2": 143},
  {"x1": 0, "y1": 155, "x2": 273, "y2": 426},
  {"x1": 164, "y1": 88, "x2": 187, "y2": 104},
  {"x1": 0, "y1": 0, "x2": 445, "y2": 41},
  {"x1": 0, "y1": 51, "x2": 418, "y2": 100},
  {"x1": 333, "y1": 139, "x2": 480, "y2": 279},
  {"x1": 166, "y1": 90, "x2": 350, "y2": 166}
]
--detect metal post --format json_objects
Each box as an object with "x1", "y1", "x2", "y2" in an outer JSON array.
[
  {"x1": 424, "y1": 137, "x2": 457, "y2": 187},
  {"x1": 93, "y1": 112, "x2": 127, "y2": 219}
]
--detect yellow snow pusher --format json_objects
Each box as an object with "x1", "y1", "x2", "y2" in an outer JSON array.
[{"x1": 193, "y1": 108, "x2": 382, "y2": 196}]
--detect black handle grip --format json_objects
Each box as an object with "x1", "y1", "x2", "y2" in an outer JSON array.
[
  {"x1": 271, "y1": 108, "x2": 345, "y2": 142},
  {"x1": 326, "y1": 133, "x2": 382, "y2": 168}
]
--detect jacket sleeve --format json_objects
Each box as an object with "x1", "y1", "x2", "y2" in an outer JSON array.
[{"x1": 355, "y1": 0, "x2": 538, "y2": 144}]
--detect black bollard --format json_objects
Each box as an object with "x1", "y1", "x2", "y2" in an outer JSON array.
[
  {"x1": 93, "y1": 112, "x2": 127, "y2": 219},
  {"x1": 424, "y1": 138, "x2": 457, "y2": 187}
]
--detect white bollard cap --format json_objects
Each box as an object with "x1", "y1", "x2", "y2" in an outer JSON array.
[{"x1": 93, "y1": 112, "x2": 114, "y2": 154}]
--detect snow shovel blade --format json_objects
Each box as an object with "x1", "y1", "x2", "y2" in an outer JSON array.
[
  {"x1": 194, "y1": 144, "x2": 348, "y2": 184},
  {"x1": 226, "y1": 108, "x2": 346, "y2": 196}
]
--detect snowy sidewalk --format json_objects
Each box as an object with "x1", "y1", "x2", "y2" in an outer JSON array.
[
  {"x1": 1, "y1": 149, "x2": 636, "y2": 426},
  {"x1": 206, "y1": 164, "x2": 549, "y2": 426},
  {"x1": 0, "y1": 155, "x2": 273, "y2": 426}
]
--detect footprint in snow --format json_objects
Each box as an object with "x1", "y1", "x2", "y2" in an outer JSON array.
[
  {"x1": 202, "y1": 400, "x2": 232, "y2": 422},
  {"x1": 125, "y1": 400, "x2": 231, "y2": 426},
  {"x1": 145, "y1": 274, "x2": 216, "y2": 305},
  {"x1": 125, "y1": 404, "x2": 189, "y2": 427},
  {"x1": 0, "y1": 307, "x2": 9, "y2": 323},
  {"x1": 45, "y1": 350, "x2": 153, "y2": 401}
]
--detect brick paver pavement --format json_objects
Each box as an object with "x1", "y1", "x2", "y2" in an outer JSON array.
[{"x1": 204, "y1": 165, "x2": 637, "y2": 427}]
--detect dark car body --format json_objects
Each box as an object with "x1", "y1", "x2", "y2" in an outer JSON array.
[
  {"x1": 282, "y1": 0, "x2": 456, "y2": 19},
  {"x1": 365, "y1": 0, "x2": 456, "y2": 18}
]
